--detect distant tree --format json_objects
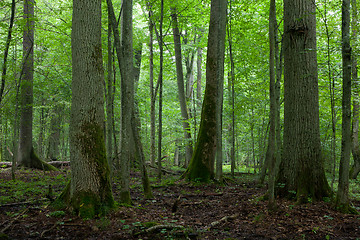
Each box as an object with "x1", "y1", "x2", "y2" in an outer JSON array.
[
  {"x1": 277, "y1": 0, "x2": 331, "y2": 202},
  {"x1": 56, "y1": 0, "x2": 114, "y2": 218},
  {"x1": 184, "y1": 0, "x2": 227, "y2": 182}
]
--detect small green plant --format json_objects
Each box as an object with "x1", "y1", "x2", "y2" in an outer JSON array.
[{"x1": 49, "y1": 211, "x2": 66, "y2": 218}]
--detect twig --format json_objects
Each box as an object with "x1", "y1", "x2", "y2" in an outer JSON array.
[
  {"x1": 0, "y1": 198, "x2": 48, "y2": 208},
  {"x1": 134, "y1": 224, "x2": 184, "y2": 236},
  {"x1": 1, "y1": 209, "x2": 28, "y2": 233},
  {"x1": 205, "y1": 213, "x2": 239, "y2": 230}
]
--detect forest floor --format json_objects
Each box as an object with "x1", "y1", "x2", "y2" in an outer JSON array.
[{"x1": 0, "y1": 167, "x2": 360, "y2": 240}]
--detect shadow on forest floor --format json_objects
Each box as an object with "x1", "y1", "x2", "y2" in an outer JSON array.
[{"x1": 0, "y1": 167, "x2": 359, "y2": 239}]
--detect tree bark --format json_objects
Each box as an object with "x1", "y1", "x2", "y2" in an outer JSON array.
[
  {"x1": 0, "y1": 0, "x2": 15, "y2": 106},
  {"x1": 278, "y1": 0, "x2": 331, "y2": 202},
  {"x1": 157, "y1": 0, "x2": 164, "y2": 181},
  {"x1": 18, "y1": 0, "x2": 55, "y2": 171},
  {"x1": 184, "y1": 0, "x2": 227, "y2": 182},
  {"x1": 61, "y1": 0, "x2": 114, "y2": 218},
  {"x1": 350, "y1": 0, "x2": 359, "y2": 179},
  {"x1": 133, "y1": 43, "x2": 153, "y2": 199},
  {"x1": 336, "y1": 0, "x2": 352, "y2": 213},
  {"x1": 106, "y1": 19, "x2": 114, "y2": 174},
  {"x1": 171, "y1": 8, "x2": 193, "y2": 168}
]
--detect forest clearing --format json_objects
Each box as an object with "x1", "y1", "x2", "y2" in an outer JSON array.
[{"x1": 0, "y1": 166, "x2": 360, "y2": 239}]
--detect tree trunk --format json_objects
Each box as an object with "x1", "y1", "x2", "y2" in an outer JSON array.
[
  {"x1": 59, "y1": 0, "x2": 114, "y2": 218},
  {"x1": 106, "y1": 19, "x2": 114, "y2": 174},
  {"x1": 48, "y1": 105, "x2": 61, "y2": 161},
  {"x1": 278, "y1": 0, "x2": 331, "y2": 202},
  {"x1": 18, "y1": 0, "x2": 55, "y2": 171},
  {"x1": 148, "y1": 7, "x2": 157, "y2": 167},
  {"x1": 266, "y1": 0, "x2": 280, "y2": 209},
  {"x1": 157, "y1": 0, "x2": 164, "y2": 181},
  {"x1": 118, "y1": 0, "x2": 135, "y2": 204},
  {"x1": 184, "y1": 0, "x2": 227, "y2": 182},
  {"x1": 336, "y1": 0, "x2": 352, "y2": 213},
  {"x1": 0, "y1": 0, "x2": 15, "y2": 106},
  {"x1": 133, "y1": 43, "x2": 153, "y2": 199},
  {"x1": 350, "y1": 0, "x2": 359, "y2": 179},
  {"x1": 171, "y1": 8, "x2": 193, "y2": 168}
]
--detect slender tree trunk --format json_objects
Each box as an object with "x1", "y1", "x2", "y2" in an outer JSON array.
[
  {"x1": 132, "y1": 44, "x2": 153, "y2": 199},
  {"x1": 336, "y1": 0, "x2": 352, "y2": 213},
  {"x1": 118, "y1": 0, "x2": 135, "y2": 204},
  {"x1": 0, "y1": 0, "x2": 15, "y2": 106},
  {"x1": 106, "y1": 19, "x2": 114, "y2": 174},
  {"x1": 267, "y1": 0, "x2": 279, "y2": 209},
  {"x1": 171, "y1": 8, "x2": 193, "y2": 168},
  {"x1": 147, "y1": 5, "x2": 156, "y2": 167},
  {"x1": 185, "y1": 0, "x2": 227, "y2": 182},
  {"x1": 157, "y1": 0, "x2": 164, "y2": 181},
  {"x1": 350, "y1": 0, "x2": 359, "y2": 179}
]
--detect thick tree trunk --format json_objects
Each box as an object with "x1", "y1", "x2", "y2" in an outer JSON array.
[
  {"x1": 185, "y1": 0, "x2": 227, "y2": 182},
  {"x1": 58, "y1": 0, "x2": 114, "y2": 218},
  {"x1": 171, "y1": 8, "x2": 193, "y2": 168},
  {"x1": 278, "y1": 0, "x2": 331, "y2": 202},
  {"x1": 336, "y1": 0, "x2": 352, "y2": 213}
]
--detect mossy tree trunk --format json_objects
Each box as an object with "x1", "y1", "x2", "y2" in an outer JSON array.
[
  {"x1": 336, "y1": 0, "x2": 352, "y2": 213},
  {"x1": 184, "y1": 0, "x2": 227, "y2": 182},
  {"x1": 18, "y1": 0, "x2": 55, "y2": 171},
  {"x1": 277, "y1": 0, "x2": 331, "y2": 202},
  {"x1": 67, "y1": 0, "x2": 114, "y2": 218}
]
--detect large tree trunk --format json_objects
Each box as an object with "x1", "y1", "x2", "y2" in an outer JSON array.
[
  {"x1": 184, "y1": 0, "x2": 227, "y2": 182},
  {"x1": 336, "y1": 0, "x2": 352, "y2": 213},
  {"x1": 171, "y1": 8, "x2": 193, "y2": 168},
  {"x1": 350, "y1": 0, "x2": 359, "y2": 179},
  {"x1": 277, "y1": 0, "x2": 331, "y2": 202},
  {"x1": 60, "y1": 0, "x2": 114, "y2": 218}
]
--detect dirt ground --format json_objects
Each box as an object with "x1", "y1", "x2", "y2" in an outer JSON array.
[{"x1": 0, "y1": 168, "x2": 359, "y2": 240}]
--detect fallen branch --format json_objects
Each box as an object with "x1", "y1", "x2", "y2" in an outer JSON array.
[
  {"x1": 1, "y1": 209, "x2": 28, "y2": 233},
  {"x1": 0, "y1": 198, "x2": 48, "y2": 208},
  {"x1": 134, "y1": 224, "x2": 184, "y2": 236},
  {"x1": 205, "y1": 213, "x2": 239, "y2": 230}
]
